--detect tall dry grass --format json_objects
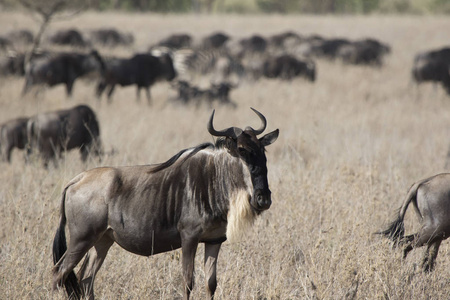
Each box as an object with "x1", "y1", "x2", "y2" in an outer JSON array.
[{"x1": 1, "y1": 11, "x2": 450, "y2": 299}]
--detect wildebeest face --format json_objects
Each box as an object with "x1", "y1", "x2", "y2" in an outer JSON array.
[
  {"x1": 235, "y1": 128, "x2": 279, "y2": 212},
  {"x1": 160, "y1": 54, "x2": 177, "y2": 81}
]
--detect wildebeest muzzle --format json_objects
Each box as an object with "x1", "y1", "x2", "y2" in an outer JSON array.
[{"x1": 252, "y1": 189, "x2": 272, "y2": 212}]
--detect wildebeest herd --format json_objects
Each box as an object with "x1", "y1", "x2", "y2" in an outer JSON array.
[{"x1": 1, "y1": 23, "x2": 450, "y2": 300}]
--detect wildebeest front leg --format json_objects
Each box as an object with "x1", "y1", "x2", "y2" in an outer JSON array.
[
  {"x1": 204, "y1": 243, "x2": 221, "y2": 299},
  {"x1": 181, "y1": 235, "x2": 199, "y2": 300},
  {"x1": 106, "y1": 84, "x2": 116, "y2": 103}
]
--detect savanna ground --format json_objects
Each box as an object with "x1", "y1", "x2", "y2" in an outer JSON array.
[{"x1": 1, "y1": 11, "x2": 450, "y2": 300}]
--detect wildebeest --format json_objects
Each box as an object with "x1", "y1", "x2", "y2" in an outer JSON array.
[
  {"x1": 263, "y1": 54, "x2": 316, "y2": 81},
  {"x1": 412, "y1": 47, "x2": 450, "y2": 94},
  {"x1": 22, "y1": 50, "x2": 105, "y2": 97},
  {"x1": 156, "y1": 33, "x2": 192, "y2": 49},
  {"x1": 48, "y1": 28, "x2": 88, "y2": 48},
  {"x1": 0, "y1": 117, "x2": 28, "y2": 162},
  {"x1": 238, "y1": 35, "x2": 268, "y2": 56},
  {"x1": 27, "y1": 105, "x2": 101, "y2": 167},
  {"x1": 6, "y1": 29, "x2": 34, "y2": 46},
  {"x1": 201, "y1": 32, "x2": 230, "y2": 49},
  {"x1": 311, "y1": 38, "x2": 351, "y2": 59},
  {"x1": 337, "y1": 38, "x2": 391, "y2": 66},
  {"x1": 96, "y1": 53, "x2": 176, "y2": 103},
  {"x1": 52, "y1": 108, "x2": 279, "y2": 300},
  {"x1": 0, "y1": 51, "x2": 25, "y2": 76},
  {"x1": 89, "y1": 28, "x2": 134, "y2": 47},
  {"x1": 171, "y1": 80, "x2": 237, "y2": 107},
  {"x1": 378, "y1": 173, "x2": 450, "y2": 272}
]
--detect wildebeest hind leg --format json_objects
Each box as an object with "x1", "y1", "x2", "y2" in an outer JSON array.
[
  {"x1": 145, "y1": 87, "x2": 151, "y2": 105},
  {"x1": 422, "y1": 239, "x2": 442, "y2": 272},
  {"x1": 78, "y1": 234, "x2": 114, "y2": 300}
]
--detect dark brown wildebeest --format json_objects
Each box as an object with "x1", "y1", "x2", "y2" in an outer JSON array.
[
  {"x1": 201, "y1": 32, "x2": 230, "y2": 49},
  {"x1": 96, "y1": 53, "x2": 176, "y2": 104},
  {"x1": 412, "y1": 47, "x2": 450, "y2": 95},
  {"x1": 378, "y1": 173, "x2": 450, "y2": 272},
  {"x1": 48, "y1": 28, "x2": 88, "y2": 48},
  {"x1": 311, "y1": 38, "x2": 351, "y2": 59},
  {"x1": 156, "y1": 33, "x2": 192, "y2": 49},
  {"x1": 0, "y1": 117, "x2": 28, "y2": 162},
  {"x1": 337, "y1": 38, "x2": 391, "y2": 66},
  {"x1": 263, "y1": 55, "x2": 316, "y2": 81},
  {"x1": 27, "y1": 105, "x2": 101, "y2": 167},
  {"x1": 52, "y1": 108, "x2": 279, "y2": 300},
  {"x1": 89, "y1": 28, "x2": 134, "y2": 47},
  {"x1": 22, "y1": 50, "x2": 105, "y2": 97}
]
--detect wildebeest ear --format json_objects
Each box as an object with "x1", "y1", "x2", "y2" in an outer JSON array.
[{"x1": 259, "y1": 129, "x2": 279, "y2": 146}]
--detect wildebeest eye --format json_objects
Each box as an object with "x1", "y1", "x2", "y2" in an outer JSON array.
[{"x1": 238, "y1": 147, "x2": 249, "y2": 156}]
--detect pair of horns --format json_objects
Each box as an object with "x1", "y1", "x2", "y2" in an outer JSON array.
[{"x1": 207, "y1": 108, "x2": 267, "y2": 139}]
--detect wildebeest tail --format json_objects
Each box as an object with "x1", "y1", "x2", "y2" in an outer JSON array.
[
  {"x1": 52, "y1": 184, "x2": 82, "y2": 300},
  {"x1": 376, "y1": 180, "x2": 421, "y2": 242}
]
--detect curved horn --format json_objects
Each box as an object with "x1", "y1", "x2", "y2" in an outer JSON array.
[
  {"x1": 249, "y1": 107, "x2": 267, "y2": 135},
  {"x1": 207, "y1": 110, "x2": 242, "y2": 138}
]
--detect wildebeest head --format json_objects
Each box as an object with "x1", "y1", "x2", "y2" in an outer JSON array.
[
  {"x1": 159, "y1": 53, "x2": 177, "y2": 81},
  {"x1": 208, "y1": 108, "x2": 279, "y2": 212}
]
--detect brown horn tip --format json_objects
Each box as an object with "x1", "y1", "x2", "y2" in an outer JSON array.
[{"x1": 249, "y1": 107, "x2": 267, "y2": 135}]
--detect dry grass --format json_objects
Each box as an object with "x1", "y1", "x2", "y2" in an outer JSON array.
[{"x1": 1, "y1": 11, "x2": 450, "y2": 300}]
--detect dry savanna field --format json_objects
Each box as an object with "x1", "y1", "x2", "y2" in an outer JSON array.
[{"x1": 1, "y1": 11, "x2": 450, "y2": 300}]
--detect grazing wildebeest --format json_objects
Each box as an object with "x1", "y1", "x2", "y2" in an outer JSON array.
[
  {"x1": 338, "y1": 38, "x2": 391, "y2": 66},
  {"x1": 378, "y1": 173, "x2": 450, "y2": 272},
  {"x1": 263, "y1": 55, "x2": 316, "y2": 81},
  {"x1": 22, "y1": 50, "x2": 105, "y2": 97},
  {"x1": 157, "y1": 33, "x2": 192, "y2": 49},
  {"x1": 27, "y1": 105, "x2": 101, "y2": 167},
  {"x1": 201, "y1": 32, "x2": 230, "y2": 49},
  {"x1": 48, "y1": 28, "x2": 88, "y2": 48},
  {"x1": 171, "y1": 80, "x2": 237, "y2": 107},
  {"x1": 0, "y1": 117, "x2": 28, "y2": 162},
  {"x1": 96, "y1": 53, "x2": 176, "y2": 104},
  {"x1": 89, "y1": 28, "x2": 134, "y2": 47},
  {"x1": 52, "y1": 108, "x2": 279, "y2": 300}
]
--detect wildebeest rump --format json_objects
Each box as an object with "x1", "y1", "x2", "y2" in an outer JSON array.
[
  {"x1": 52, "y1": 108, "x2": 279, "y2": 300},
  {"x1": 22, "y1": 50, "x2": 105, "y2": 97},
  {"x1": 0, "y1": 117, "x2": 28, "y2": 162},
  {"x1": 263, "y1": 55, "x2": 316, "y2": 81},
  {"x1": 378, "y1": 173, "x2": 450, "y2": 272},
  {"x1": 96, "y1": 53, "x2": 176, "y2": 104},
  {"x1": 27, "y1": 105, "x2": 101, "y2": 167}
]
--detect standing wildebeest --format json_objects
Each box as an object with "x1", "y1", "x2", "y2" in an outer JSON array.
[
  {"x1": 378, "y1": 173, "x2": 450, "y2": 272},
  {"x1": 337, "y1": 38, "x2": 391, "y2": 66},
  {"x1": 48, "y1": 29, "x2": 88, "y2": 48},
  {"x1": 52, "y1": 108, "x2": 279, "y2": 300},
  {"x1": 0, "y1": 117, "x2": 28, "y2": 162},
  {"x1": 27, "y1": 105, "x2": 101, "y2": 167},
  {"x1": 412, "y1": 47, "x2": 450, "y2": 94},
  {"x1": 96, "y1": 53, "x2": 176, "y2": 104},
  {"x1": 89, "y1": 28, "x2": 134, "y2": 47},
  {"x1": 201, "y1": 32, "x2": 230, "y2": 49},
  {"x1": 263, "y1": 55, "x2": 316, "y2": 81},
  {"x1": 156, "y1": 33, "x2": 192, "y2": 49},
  {"x1": 22, "y1": 50, "x2": 105, "y2": 97}
]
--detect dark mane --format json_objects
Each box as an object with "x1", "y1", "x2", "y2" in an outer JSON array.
[{"x1": 148, "y1": 142, "x2": 214, "y2": 174}]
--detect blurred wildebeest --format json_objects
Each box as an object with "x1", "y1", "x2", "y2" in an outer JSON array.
[
  {"x1": 412, "y1": 47, "x2": 450, "y2": 94},
  {"x1": 378, "y1": 173, "x2": 450, "y2": 272},
  {"x1": 0, "y1": 51, "x2": 25, "y2": 76},
  {"x1": 27, "y1": 105, "x2": 101, "y2": 167},
  {"x1": 0, "y1": 37, "x2": 11, "y2": 51},
  {"x1": 201, "y1": 32, "x2": 230, "y2": 49},
  {"x1": 96, "y1": 53, "x2": 176, "y2": 104},
  {"x1": 7, "y1": 29, "x2": 34, "y2": 46},
  {"x1": 311, "y1": 38, "x2": 351, "y2": 59},
  {"x1": 337, "y1": 38, "x2": 391, "y2": 66},
  {"x1": 263, "y1": 55, "x2": 316, "y2": 81},
  {"x1": 48, "y1": 29, "x2": 88, "y2": 48},
  {"x1": 156, "y1": 33, "x2": 192, "y2": 49},
  {"x1": 171, "y1": 80, "x2": 237, "y2": 107},
  {"x1": 22, "y1": 49, "x2": 105, "y2": 97},
  {"x1": 0, "y1": 117, "x2": 28, "y2": 162},
  {"x1": 89, "y1": 28, "x2": 134, "y2": 47},
  {"x1": 238, "y1": 35, "x2": 267, "y2": 56},
  {"x1": 52, "y1": 108, "x2": 279, "y2": 300}
]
